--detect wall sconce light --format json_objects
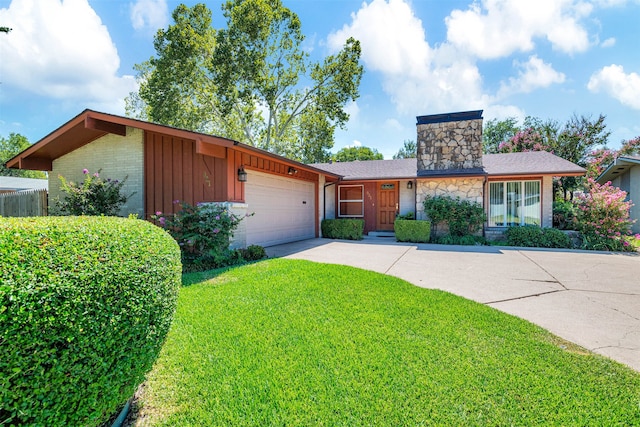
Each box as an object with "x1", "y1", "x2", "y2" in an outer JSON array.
[
  {"x1": 407, "y1": 180, "x2": 413, "y2": 190},
  {"x1": 287, "y1": 166, "x2": 298, "y2": 175},
  {"x1": 238, "y1": 166, "x2": 248, "y2": 182}
]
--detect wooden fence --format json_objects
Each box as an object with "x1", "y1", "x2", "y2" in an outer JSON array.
[{"x1": 0, "y1": 189, "x2": 48, "y2": 217}]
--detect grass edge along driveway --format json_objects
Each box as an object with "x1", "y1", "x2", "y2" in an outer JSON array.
[{"x1": 133, "y1": 259, "x2": 640, "y2": 426}]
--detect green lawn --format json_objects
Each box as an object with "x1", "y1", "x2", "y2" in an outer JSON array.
[{"x1": 134, "y1": 259, "x2": 640, "y2": 426}]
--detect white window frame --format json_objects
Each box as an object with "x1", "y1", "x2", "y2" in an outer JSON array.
[
  {"x1": 488, "y1": 180, "x2": 541, "y2": 227},
  {"x1": 338, "y1": 184, "x2": 364, "y2": 218}
]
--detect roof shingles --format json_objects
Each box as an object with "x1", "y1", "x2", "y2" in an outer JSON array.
[{"x1": 312, "y1": 151, "x2": 585, "y2": 180}]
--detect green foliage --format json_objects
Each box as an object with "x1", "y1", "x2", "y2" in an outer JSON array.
[
  {"x1": 127, "y1": 2, "x2": 363, "y2": 164},
  {"x1": 396, "y1": 211, "x2": 414, "y2": 220},
  {"x1": 238, "y1": 244, "x2": 267, "y2": 262},
  {"x1": 0, "y1": 133, "x2": 47, "y2": 178},
  {"x1": 55, "y1": 168, "x2": 133, "y2": 216},
  {"x1": 153, "y1": 201, "x2": 252, "y2": 271},
  {"x1": 0, "y1": 216, "x2": 181, "y2": 427},
  {"x1": 482, "y1": 117, "x2": 519, "y2": 154},
  {"x1": 506, "y1": 225, "x2": 572, "y2": 248},
  {"x1": 433, "y1": 234, "x2": 487, "y2": 246},
  {"x1": 321, "y1": 218, "x2": 364, "y2": 240},
  {"x1": 574, "y1": 179, "x2": 634, "y2": 252},
  {"x1": 394, "y1": 219, "x2": 430, "y2": 243},
  {"x1": 423, "y1": 195, "x2": 485, "y2": 237},
  {"x1": 553, "y1": 200, "x2": 578, "y2": 230},
  {"x1": 333, "y1": 145, "x2": 383, "y2": 162},
  {"x1": 139, "y1": 259, "x2": 640, "y2": 425},
  {"x1": 392, "y1": 139, "x2": 417, "y2": 159}
]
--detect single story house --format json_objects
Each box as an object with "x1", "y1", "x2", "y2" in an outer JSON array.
[
  {"x1": 6, "y1": 109, "x2": 341, "y2": 248},
  {"x1": 6, "y1": 109, "x2": 585, "y2": 246},
  {"x1": 314, "y1": 110, "x2": 585, "y2": 238},
  {"x1": 596, "y1": 155, "x2": 640, "y2": 234}
]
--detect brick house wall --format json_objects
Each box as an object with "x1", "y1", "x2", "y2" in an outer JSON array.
[{"x1": 49, "y1": 127, "x2": 144, "y2": 217}]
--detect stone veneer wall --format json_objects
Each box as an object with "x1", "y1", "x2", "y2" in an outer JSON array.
[
  {"x1": 417, "y1": 118, "x2": 483, "y2": 171},
  {"x1": 415, "y1": 177, "x2": 484, "y2": 222},
  {"x1": 50, "y1": 127, "x2": 144, "y2": 217}
]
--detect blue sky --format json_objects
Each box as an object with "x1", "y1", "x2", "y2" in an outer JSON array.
[{"x1": 1, "y1": 0, "x2": 639, "y2": 159}]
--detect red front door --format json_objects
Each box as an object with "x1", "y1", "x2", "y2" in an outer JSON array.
[{"x1": 376, "y1": 181, "x2": 398, "y2": 231}]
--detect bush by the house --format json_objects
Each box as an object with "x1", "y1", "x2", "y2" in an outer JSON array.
[
  {"x1": 574, "y1": 179, "x2": 635, "y2": 252},
  {"x1": 553, "y1": 200, "x2": 578, "y2": 230},
  {"x1": 506, "y1": 225, "x2": 572, "y2": 248},
  {"x1": 396, "y1": 212, "x2": 415, "y2": 220},
  {"x1": 154, "y1": 201, "x2": 254, "y2": 271},
  {"x1": 433, "y1": 234, "x2": 487, "y2": 246},
  {"x1": 394, "y1": 219, "x2": 431, "y2": 243},
  {"x1": 423, "y1": 195, "x2": 485, "y2": 237},
  {"x1": 321, "y1": 219, "x2": 364, "y2": 240},
  {"x1": 55, "y1": 168, "x2": 133, "y2": 216},
  {"x1": 238, "y1": 244, "x2": 268, "y2": 262},
  {"x1": 0, "y1": 216, "x2": 181, "y2": 427}
]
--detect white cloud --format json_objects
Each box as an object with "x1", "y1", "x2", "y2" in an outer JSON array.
[
  {"x1": 327, "y1": 0, "x2": 487, "y2": 115},
  {"x1": 601, "y1": 37, "x2": 616, "y2": 47},
  {"x1": 483, "y1": 104, "x2": 526, "y2": 122},
  {"x1": 351, "y1": 140, "x2": 362, "y2": 147},
  {"x1": 498, "y1": 55, "x2": 565, "y2": 96},
  {"x1": 130, "y1": 0, "x2": 168, "y2": 33},
  {"x1": 588, "y1": 64, "x2": 640, "y2": 109},
  {"x1": 0, "y1": 0, "x2": 135, "y2": 110},
  {"x1": 445, "y1": 0, "x2": 591, "y2": 59}
]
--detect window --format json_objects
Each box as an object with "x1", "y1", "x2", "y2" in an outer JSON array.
[
  {"x1": 338, "y1": 185, "x2": 364, "y2": 217},
  {"x1": 489, "y1": 180, "x2": 541, "y2": 227}
]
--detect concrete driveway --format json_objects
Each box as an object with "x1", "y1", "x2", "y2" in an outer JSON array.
[{"x1": 267, "y1": 238, "x2": 640, "y2": 372}]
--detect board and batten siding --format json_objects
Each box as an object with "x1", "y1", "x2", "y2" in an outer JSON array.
[
  {"x1": 50, "y1": 127, "x2": 144, "y2": 217},
  {"x1": 144, "y1": 131, "x2": 227, "y2": 217}
]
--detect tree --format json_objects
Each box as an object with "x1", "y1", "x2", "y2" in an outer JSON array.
[
  {"x1": 126, "y1": 1, "x2": 363, "y2": 164},
  {"x1": 586, "y1": 136, "x2": 640, "y2": 178},
  {"x1": 0, "y1": 133, "x2": 47, "y2": 179},
  {"x1": 392, "y1": 140, "x2": 416, "y2": 159},
  {"x1": 0, "y1": 27, "x2": 11, "y2": 33},
  {"x1": 333, "y1": 146, "x2": 383, "y2": 162},
  {"x1": 482, "y1": 117, "x2": 519, "y2": 154}
]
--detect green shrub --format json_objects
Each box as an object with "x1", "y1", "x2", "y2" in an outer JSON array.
[
  {"x1": 55, "y1": 168, "x2": 134, "y2": 216},
  {"x1": 553, "y1": 200, "x2": 578, "y2": 230},
  {"x1": 396, "y1": 212, "x2": 415, "y2": 220},
  {"x1": 153, "y1": 201, "x2": 251, "y2": 271},
  {"x1": 321, "y1": 219, "x2": 364, "y2": 240},
  {"x1": 394, "y1": 219, "x2": 431, "y2": 243},
  {"x1": 423, "y1": 196, "x2": 485, "y2": 236},
  {"x1": 0, "y1": 216, "x2": 181, "y2": 427},
  {"x1": 433, "y1": 234, "x2": 487, "y2": 246},
  {"x1": 506, "y1": 225, "x2": 572, "y2": 248},
  {"x1": 239, "y1": 245, "x2": 267, "y2": 262}
]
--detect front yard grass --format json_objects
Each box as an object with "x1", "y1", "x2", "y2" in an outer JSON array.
[{"x1": 135, "y1": 259, "x2": 640, "y2": 426}]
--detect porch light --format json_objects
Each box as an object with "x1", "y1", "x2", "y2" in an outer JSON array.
[
  {"x1": 407, "y1": 180, "x2": 413, "y2": 190},
  {"x1": 238, "y1": 166, "x2": 248, "y2": 182}
]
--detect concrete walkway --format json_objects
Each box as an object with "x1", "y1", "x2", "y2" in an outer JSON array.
[{"x1": 267, "y1": 237, "x2": 640, "y2": 372}]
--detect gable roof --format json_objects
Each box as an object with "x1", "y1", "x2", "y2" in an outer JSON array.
[
  {"x1": 312, "y1": 151, "x2": 585, "y2": 181},
  {"x1": 596, "y1": 155, "x2": 640, "y2": 184},
  {"x1": 5, "y1": 109, "x2": 340, "y2": 179}
]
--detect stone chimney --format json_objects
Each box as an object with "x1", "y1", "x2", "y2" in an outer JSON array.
[{"x1": 416, "y1": 110, "x2": 483, "y2": 173}]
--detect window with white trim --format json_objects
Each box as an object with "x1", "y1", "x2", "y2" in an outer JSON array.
[
  {"x1": 338, "y1": 185, "x2": 364, "y2": 217},
  {"x1": 489, "y1": 180, "x2": 541, "y2": 227}
]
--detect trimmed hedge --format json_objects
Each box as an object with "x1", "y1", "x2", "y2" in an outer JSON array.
[
  {"x1": 506, "y1": 225, "x2": 572, "y2": 249},
  {"x1": 321, "y1": 219, "x2": 364, "y2": 240},
  {"x1": 394, "y1": 219, "x2": 431, "y2": 243},
  {"x1": 0, "y1": 216, "x2": 181, "y2": 427}
]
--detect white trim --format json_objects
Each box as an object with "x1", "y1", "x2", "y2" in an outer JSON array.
[
  {"x1": 338, "y1": 184, "x2": 364, "y2": 218},
  {"x1": 488, "y1": 179, "x2": 541, "y2": 227}
]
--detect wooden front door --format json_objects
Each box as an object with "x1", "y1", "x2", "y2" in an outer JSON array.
[{"x1": 376, "y1": 181, "x2": 398, "y2": 231}]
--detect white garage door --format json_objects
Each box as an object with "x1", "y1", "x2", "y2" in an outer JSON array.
[{"x1": 244, "y1": 170, "x2": 316, "y2": 247}]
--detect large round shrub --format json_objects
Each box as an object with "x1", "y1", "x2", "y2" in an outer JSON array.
[{"x1": 0, "y1": 216, "x2": 181, "y2": 426}]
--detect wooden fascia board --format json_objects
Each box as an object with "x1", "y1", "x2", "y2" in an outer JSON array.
[
  {"x1": 5, "y1": 111, "x2": 89, "y2": 169},
  {"x1": 195, "y1": 139, "x2": 226, "y2": 158},
  {"x1": 84, "y1": 116, "x2": 127, "y2": 136},
  {"x1": 19, "y1": 157, "x2": 53, "y2": 171}
]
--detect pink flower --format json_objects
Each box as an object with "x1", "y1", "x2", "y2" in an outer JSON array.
[
  {"x1": 82, "y1": 168, "x2": 89, "y2": 174},
  {"x1": 93, "y1": 173, "x2": 99, "y2": 178},
  {"x1": 156, "y1": 211, "x2": 162, "y2": 216},
  {"x1": 159, "y1": 217, "x2": 166, "y2": 226}
]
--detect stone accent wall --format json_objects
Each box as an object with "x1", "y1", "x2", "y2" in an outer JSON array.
[
  {"x1": 417, "y1": 118, "x2": 483, "y2": 171},
  {"x1": 50, "y1": 127, "x2": 144, "y2": 217},
  {"x1": 415, "y1": 177, "x2": 484, "y2": 221}
]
